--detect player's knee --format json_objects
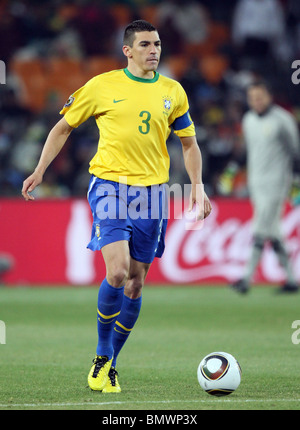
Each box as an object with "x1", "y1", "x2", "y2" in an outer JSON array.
[
  {"x1": 125, "y1": 277, "x2": 144, "y2": 299},
  {"x1": 107, "y1": 266, "x2": 129, "y2": 288},
  {"x1": 253, "y1": 235, "x2": 265, "y2": 250},
  {"x1": 270, "y1": 238, "x2": 285, "y2": 254}
]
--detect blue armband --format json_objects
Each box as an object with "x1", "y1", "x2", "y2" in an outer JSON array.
[{"x1": 172, "y1": 111, "x2": 193, "y2": 131}]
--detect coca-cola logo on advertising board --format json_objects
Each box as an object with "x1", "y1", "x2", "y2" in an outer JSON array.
[
  {"x1": 0, "y1": 199, "x2": 299, "y2": 285},
  {"x1": 159, "y1": 201, "x2": 300, "y2": 284}
]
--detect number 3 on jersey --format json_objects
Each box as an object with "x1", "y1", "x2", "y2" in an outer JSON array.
[{"x1": 139, "y1": 110, "x2": 151, "y2": 134}]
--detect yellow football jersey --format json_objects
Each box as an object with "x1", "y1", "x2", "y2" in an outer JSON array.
[{"x1": 60, "y1": 68, "x2": 195, "y2": 186}]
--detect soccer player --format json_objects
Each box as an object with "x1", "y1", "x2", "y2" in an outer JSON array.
[
  {"x1": 232, "y1": 81, "x2": 300, "y2": 294},
  {"x1": 22, "y1": 20, "x2": 212, "y2": 392}
]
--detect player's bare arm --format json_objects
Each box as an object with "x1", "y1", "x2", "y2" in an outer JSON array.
[
  {"x1": 180, "y1": 135, "x2": 212, "y2": 220},
  {"x1": 22, "y1": 117, "x2": 73, "y2": 201}
]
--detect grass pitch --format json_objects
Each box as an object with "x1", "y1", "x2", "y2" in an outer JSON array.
[{"x1": 0, "y1": 285, "x2": 300, "y2": 410}]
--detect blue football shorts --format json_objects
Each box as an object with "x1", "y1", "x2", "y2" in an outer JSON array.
[{"x1": 87, "y1": 176, "x2": 168, "y2": 264}]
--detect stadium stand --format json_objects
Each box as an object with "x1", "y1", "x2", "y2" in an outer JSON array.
[{"x1": 0, "y1": 0, "x2": 298, "y2": 197}]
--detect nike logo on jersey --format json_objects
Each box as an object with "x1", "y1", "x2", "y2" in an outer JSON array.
[{"x1": 113, "y1": 98, "x2": 127, "y2": 103}]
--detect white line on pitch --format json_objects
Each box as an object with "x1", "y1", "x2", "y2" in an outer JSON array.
[{"x1": 0, "y1": 398, "x2": 300, "y2": 408}]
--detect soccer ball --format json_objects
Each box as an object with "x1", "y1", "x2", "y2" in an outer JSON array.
[{"x1": 197, "y1": 351, "x2": 242, "y2": 396}]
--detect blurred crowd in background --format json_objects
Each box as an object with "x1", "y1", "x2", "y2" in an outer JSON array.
[{"x1": 1, "y1": 0, "x2": 300, "y2": 198}]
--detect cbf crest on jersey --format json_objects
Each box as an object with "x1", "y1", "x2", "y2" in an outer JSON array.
[
  {"x1": 64, "y1": 95, "x2": 75, "y2": 108},
  {"x1": 163, "y1": 96, "x2": 172, "y2": 112}
]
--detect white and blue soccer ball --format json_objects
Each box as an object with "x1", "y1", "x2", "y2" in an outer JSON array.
[{"x1": 197, "y1": 351, "x2": 242, "y2": 396}]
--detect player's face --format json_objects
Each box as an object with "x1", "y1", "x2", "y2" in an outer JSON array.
[
  {"x1": 124, "y1": 31, "x2": 161, "y2": 76},
  {"x1": 247, "y1": 87, "x2": 272, "y2": 115}
]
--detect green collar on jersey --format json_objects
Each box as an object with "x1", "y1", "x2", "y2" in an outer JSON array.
[{"x1": 123, "y1": 68, "x2": 159, "y2": 83}]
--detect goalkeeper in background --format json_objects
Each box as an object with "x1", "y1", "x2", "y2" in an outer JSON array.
[{"x1": 232, "y1": 81, "x2": 300, "y2": 294}]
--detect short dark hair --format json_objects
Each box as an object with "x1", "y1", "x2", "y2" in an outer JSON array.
[
  {"x1": 123, "y1": 20, "x2": 157, "y2": 47},
  {"x1": 247, "y1": 80, "x2": 272, "y2": 94}
]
